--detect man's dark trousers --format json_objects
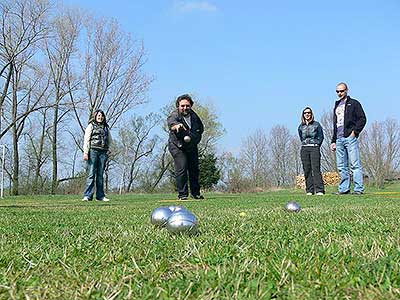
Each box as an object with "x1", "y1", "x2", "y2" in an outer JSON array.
[
  {"x1": 171, "y1": 146, "x2": 200, "y2": 198},
  {"x1": 301, "y1": 146, "x2": 324, "y2": 194}
]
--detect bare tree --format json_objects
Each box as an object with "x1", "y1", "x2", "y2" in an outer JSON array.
[
  {"x1": 115, "y1": 113, "x2": 160, "y2": 192},
  {"x1": 73, "y1": 17, "x2": 152, "y2": 133},
  {"x1": 24, "y1": 108, "x2": 52, "y2": 193},
  {"x1": 44, "y1": 8, "x2": 81, "y2": 194},
  {"x1": 143, "y1": 143, "x2": 173, "y2": 192},
  {"x1": 8, "y1": 54, "x2": 51, "y2": 195},
  {"x1": 219, "y1": 151, "x2": 249, "y2": 192},
  {"x1": 0, "y1": 0, "x2": 50, "y2": 133},
  {"x1": 289, "y1": 135, "x2": 302, "y2": 176},
  {"x1": 239, "y1": 129, "x2": 271, "y2": 189},
  {"x1": 360, "y1": 119, "x2": 400, "y2": 188},
  {"x1": 269, "y1": 125, "x2": 294, "y2": 186},
  {"x1": 320, "y1": 110, "x2": 336, "y2": 172}
]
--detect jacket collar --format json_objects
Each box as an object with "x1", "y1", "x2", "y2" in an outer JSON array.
[{"x1": 335, "y1": 95, "x2": 352, "y2": 106}]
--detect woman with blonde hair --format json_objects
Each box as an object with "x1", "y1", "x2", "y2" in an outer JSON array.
[{"x1": 298, "y1": 107, "x2": 325, "y2": 195}]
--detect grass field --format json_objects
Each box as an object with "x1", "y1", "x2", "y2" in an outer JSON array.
[{"x1": 1, "y1": 185, "x2": 400, "y2": 299}]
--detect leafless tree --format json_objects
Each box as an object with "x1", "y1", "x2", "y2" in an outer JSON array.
[
  {"x1": 269, "y1": 125, "x2": 294, "y2": 186},
  {"x1": 44, "y1": 8, "x2": 81, "y2": 194},
  {"x1": 0, "y1": 0, "x2": 50, "y2": 134},
  {"x1": 73, "y1": 17, "x2": 152, "y2": 133},
  {"x1": 8, "y1": 55, "x2": 51, "y2": 195},
  {"x1": 360, "y1": 119, "x2": 400, "y2": 188},
  {"x1": 219, "y1": 151, "x2": 250, "y2": 192},
  {"x1": 145, "y1": 143, "x2": 173, "y2": 192},
  {"x1": 239, "y1": 129, "x2": 271, "y2": 188},
  {"x1": 320, "y1": 110, "x2": 336, "y2": 172},
  {"x1": 116, "y1": 113, "x2": 160, "y2": 192},
  {"x1": 24, "y1": 108, "x2": 52, "y2": 193},
  {"x1": 289, "y1": 135, "x2": 302, "y2": 176}
]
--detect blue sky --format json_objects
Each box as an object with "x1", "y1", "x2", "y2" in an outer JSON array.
[{"x1": 64, "y1": 0, "x2": 400, "y2": 153}]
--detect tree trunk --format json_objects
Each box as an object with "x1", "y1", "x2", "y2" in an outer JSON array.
[
  {"x1": 0, "y1": 62, "x2": 13, "y2": 133},
  {"x1": 51, "y1": 105, "x2": 59, "y2": 194},
  {"x1": 11, "y1": 74, "x2": 19, "y2": 196}
]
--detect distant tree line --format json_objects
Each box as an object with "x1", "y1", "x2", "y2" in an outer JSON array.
[
  {"x1": 218, "y1": 113, "x2": 400, "y2": 192},
  {"x1": 1, "y1": 1, "x2": 399, "y2": 196}
]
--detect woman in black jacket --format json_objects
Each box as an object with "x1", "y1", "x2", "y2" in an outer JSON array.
[{"x1": 298, "y1": 107, "x2": 325, "y2": 195}]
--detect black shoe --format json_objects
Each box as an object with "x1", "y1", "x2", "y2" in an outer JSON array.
[
  {"x1": 333, "y1": 190, "x2": 350, "y2": 195},
  {"x1": 192, "y1": 194, "x2": 204, "y2": 200},
  {"x1": 178, "y1": 196, "x2": 188, "y2": 200},
  {"x1": 352, "y1": 191, "x2": 364, "y2": 195}
]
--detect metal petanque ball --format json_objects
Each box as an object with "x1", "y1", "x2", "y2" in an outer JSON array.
[
  {"x1": 150, "y1": 207, "x2": 173, "y2": 227},
  {"x1": 166, "y1": 211, "x2": 198, "y2": 234},
  {"x1": 183, "y1": 135, "x2": 191, "y2": 143},
  {"x1": 168, "y1": 205, "x2": 187, "y2": 213},
  {"x1": 285, "y1": 201, "x2": 301, "y2": 213}
]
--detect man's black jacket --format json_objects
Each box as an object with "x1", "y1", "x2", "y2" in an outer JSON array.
[
  {"x1": 331, "y1": 96, "x2": 366, "y2": 143},
  {"x1": 167, "y1": 110, "x2": 204, "y2": 151}
]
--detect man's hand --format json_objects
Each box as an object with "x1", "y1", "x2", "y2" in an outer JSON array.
[
  {"x1": 83, "y1": 153, "x2": 89, "y2": 161},
  {"x1": 171, "y1": 123, "x2": 185, "y2": 132},
  {"x1": 330, "y1": 143, "x2": 336, "y2": 152}
]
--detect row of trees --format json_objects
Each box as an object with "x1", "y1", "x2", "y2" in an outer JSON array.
[
  {"x1": 0, "y1": 0, "x2": 153, "y2": 194},
  {"x1": 218, "y1": 113, "x2": 400, "y2": 192},
  {"x1": 1, "y1": 1, "x2": 399, "y2": 196},
  {"x1": 0, "y1": 0, "x2": 226, "y2": 196}
]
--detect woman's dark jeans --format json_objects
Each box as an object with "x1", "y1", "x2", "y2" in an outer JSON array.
[{"x1": 83, "y1": 149, "x2": 108, "y2": 200}]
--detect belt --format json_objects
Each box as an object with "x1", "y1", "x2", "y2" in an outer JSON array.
[{"x1": 302, "y1": 144, "x2": 319, "y2": 147}]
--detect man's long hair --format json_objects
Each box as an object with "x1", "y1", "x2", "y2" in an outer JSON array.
[{"x1": 175, "y1": 94, "x2": 194, "y2": 107}]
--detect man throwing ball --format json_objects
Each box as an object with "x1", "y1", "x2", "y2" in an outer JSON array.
[{"x1": 167, "y1": 94, "x2": 204, "y2": 200}]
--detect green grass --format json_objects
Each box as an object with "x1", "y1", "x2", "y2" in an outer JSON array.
[{"x1": 1, "y1": 185, "x2": 400, "y2": 299}]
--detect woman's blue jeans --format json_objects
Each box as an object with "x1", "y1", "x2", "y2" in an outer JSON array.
[
  {"x1": 83, "y1": 149, "x2": 108, "y2": 200},
  {"x1": 336, "y1": 136, "x2": 364, "y2": 193}
]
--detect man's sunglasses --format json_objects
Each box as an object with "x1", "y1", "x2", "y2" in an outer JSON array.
[{"x1": 336, "y1": 90, "x2": 346, "y2": 93}]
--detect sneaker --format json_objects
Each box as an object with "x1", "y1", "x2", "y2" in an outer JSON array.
[
  {"x1": 97, "y1": 197, "x2": 110, "y2": 202},
  {"x1": 192, "y1": 194, "x2": 204, "y2": 200},
  {"x1": 178, "y1": 196, "x2": 188, "y2": 200},
  {"x1": 306, "y1": 192, "x2": 313, "y2": 196},
  {"x1": 316, "y1": 192, "x2": 324, "y2": 196},
  {"x1": 333, "y1": 190, "x2": 350, "y2": 195},
  {"x1": 82, "y1": 196, "x2": 90, "y2": 201},
  {"x1": 352, "y1": 191, "x2": 364, "y2": 195}
]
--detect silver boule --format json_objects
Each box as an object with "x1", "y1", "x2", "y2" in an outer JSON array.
[
  {"x1": 285, "y1": 201, "x2": 301, "y2": 212},
  {"x1": 183, "y1": 135, "x2": 191, "y2": 143},
  {"x1": 168, "y1": 205, "x2": 187, "y2": 213},
  {"x1": 150, "y1": 206, "x2": 173, "y2": 227},
  {"x1": 166, "y1": 211, "x2": 198, "y2": 234}
]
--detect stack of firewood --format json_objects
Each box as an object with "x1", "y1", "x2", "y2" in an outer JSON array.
[{"x1": 296, "y1": 172, "x2": 340, "y2": 189}]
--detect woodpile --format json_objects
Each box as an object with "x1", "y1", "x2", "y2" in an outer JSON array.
[{"x1": 296, "y1": 172, "x2": 340, "y2": 189}]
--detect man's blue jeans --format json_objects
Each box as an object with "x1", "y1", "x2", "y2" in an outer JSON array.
[
  {"x1": 83, "y1": 149, "x2": 108, "y2": 200},
  {"x1": 336, "y1": 136, "x2": 364, "y2": 193}
]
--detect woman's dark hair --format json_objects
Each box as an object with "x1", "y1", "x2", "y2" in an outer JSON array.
[
  {"x1": 175, "y1": 94, "x2": 194, "y2": 107},
  {"x1": 91, "y1": 109, "x2": 109, "y2": 127},
  {"x1": 301, "y1": 106, "x2": 314, "y2": 124}
]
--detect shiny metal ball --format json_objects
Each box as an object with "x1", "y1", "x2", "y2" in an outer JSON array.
[
  {"x1": 183, "y1": 135, "x2": 191, "y2": 143},
  {"x1": 168, "y1": 205, "x2": 187, "y2": 213},
  {"x1": 285, "y1": 201, "x2": 301, "y2": 212},
  {"x1": 166, "y1": 211, "x2": 198, "y2": 234},
  {"x1": 150, "y1": 207, "x2": 173, "y2": 227}
]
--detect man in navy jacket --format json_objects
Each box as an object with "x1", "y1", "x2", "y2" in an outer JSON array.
[
  {"x1": 330, "y1": 82, "x2": 367, "y2": 194},
  {"x1": 167, "y1": 94, "x2": 204, "y2": 200}
]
